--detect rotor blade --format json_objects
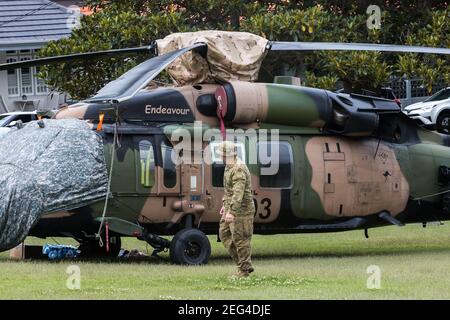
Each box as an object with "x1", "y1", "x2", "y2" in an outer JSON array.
[
  {"x1": 86, "y1": 43, "x2": 207, "y2": 103},
  {"x1": 0, "y1": 45, "x2": 155, "y2": 71},
  {"x1": 270, "y1": 42, "x2": 450, "y2": 55}
]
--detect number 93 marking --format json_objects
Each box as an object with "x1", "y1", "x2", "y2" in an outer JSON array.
[{"x1": 253, "y1": 198, "x2": 271, "y2": 219}]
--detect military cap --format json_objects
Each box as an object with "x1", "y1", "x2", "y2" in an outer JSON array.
[{"x1": 215, "y1": 141, "x2": 238, "y2": 157}]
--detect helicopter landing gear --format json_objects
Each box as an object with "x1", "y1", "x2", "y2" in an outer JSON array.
[
  {"x1": 170, "y1": 228, "x2": 211, "y2": 265},
  {"x1": 139, "y1": 232, "x2": 171, "y2": 257},
  {"x1": 139, "y1": 226, "x2": 211, "y2": 264},
  {"x1": 78, "y1": 235, "x2": 121, "y2": 258}
]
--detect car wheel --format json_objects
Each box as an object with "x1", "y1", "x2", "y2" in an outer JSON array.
[
  {"x1": 170, "y1": 228, "x2": 211, "y2": 265},
  {"x1": 437, "y1": 113, "x2": 450, "y2": 134}
]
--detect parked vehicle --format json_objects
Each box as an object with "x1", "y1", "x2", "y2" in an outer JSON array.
[
  {"x1": 0, "y1": 111, "x2": 43, "y2": 138},
  {"x1": 403, "y1": 87, "x2": 450, "y2": 133}
]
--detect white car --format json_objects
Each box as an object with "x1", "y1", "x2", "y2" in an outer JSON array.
[
  {"x1": 0, "y1": 111, "x2": 42, "y2": 138},
  {"x1": 403, "y1": 87, "x2": 450, "y2": 133}
]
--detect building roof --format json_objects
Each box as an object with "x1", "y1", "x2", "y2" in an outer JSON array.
[{"x1": 0, "y1": 0, "x2": 74, "y2": 50}]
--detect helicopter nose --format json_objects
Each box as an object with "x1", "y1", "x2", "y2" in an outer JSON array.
[{"x1": 0, "y1": 119, "x2": 108, "y2": 252}]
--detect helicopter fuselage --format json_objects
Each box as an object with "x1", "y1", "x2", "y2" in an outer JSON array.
[{"x1": 29, "y1": 83, "x2": 450, "y2": 240}]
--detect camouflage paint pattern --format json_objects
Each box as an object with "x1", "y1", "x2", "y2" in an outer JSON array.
[
  {"x1": 304, "y1": 137, "x2": 409, "y2": 218},
  {"x1": 31, "y1": 80, "x2": 450, "y2": 239}
]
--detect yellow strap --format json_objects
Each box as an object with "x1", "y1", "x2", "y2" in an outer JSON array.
[{"x1": 140, "y1": 160, "x2": 145, "y2": 186}]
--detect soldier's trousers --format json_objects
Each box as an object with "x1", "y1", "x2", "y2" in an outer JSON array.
[{"x1": 219, "y1": 217, "x2": 254, "y2": 273}]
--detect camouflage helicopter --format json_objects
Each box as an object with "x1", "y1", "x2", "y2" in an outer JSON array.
[{"x1": 1, "y1": 31, "x2": 450, "y2": 265}]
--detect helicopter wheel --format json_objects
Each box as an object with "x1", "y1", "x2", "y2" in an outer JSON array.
[
  {"x1": 78, "y1": 235, "x2": 121, "y2": 258},
  {"x1": 170, "y1": 228, "x2": 211, "y2": 265}
]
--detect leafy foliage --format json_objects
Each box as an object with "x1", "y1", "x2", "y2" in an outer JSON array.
[
  {"x1": 39, "y1": 1, "x2": 449, "y2": 99},
  {"x1": 396, "y1": 9, "x2": 450, "y2": 92}
]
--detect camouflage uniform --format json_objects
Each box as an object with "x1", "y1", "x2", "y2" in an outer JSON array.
[{"x1": 218, "y1": 143, "x2": 255, "y2": 276}]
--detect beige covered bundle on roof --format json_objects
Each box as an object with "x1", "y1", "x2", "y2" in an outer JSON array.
[{"x1": 156, "y1": 31, "x2": 269, "y2": 85}]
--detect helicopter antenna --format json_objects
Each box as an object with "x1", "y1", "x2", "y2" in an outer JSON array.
[{"x1": 373, "y1": 137, "x2": 382, "y2": 159}]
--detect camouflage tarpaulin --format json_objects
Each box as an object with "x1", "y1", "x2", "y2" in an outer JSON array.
[
  {"x1": 0, "y1": 119, "x2": 108, "y2": 251},
  {"x1": 156, "y1": 31, "x2": 269, "y2": 85}
]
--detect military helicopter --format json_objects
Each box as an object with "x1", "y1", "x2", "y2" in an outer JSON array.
[{"x1": 1, "y1": 31, "x2": 450, "y2": 265}]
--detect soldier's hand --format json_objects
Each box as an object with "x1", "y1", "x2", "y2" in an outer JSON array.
[
  {"x1": 224, "y1": 212, "x2": 235, "y2": 223},
  {"x1": 220, "y1": 206, "x2": 225, "y2": 215}
]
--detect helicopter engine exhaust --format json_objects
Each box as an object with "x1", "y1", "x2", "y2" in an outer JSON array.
[{"x1": 212, "y1": 81, "x2": 398, "y2": 136}]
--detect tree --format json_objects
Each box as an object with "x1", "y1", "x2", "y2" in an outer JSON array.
[
  {"x1": 39, "y1": 0, "x2": 450, "y2": 99},
  {"x1": 396, "y1": 8, "x2": 450, "y2": 92}
]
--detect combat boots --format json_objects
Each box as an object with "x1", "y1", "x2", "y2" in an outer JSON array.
[
  {"x1": 231, "y1": 266, "x2": 255, "y2": 278},
  {"x1": 232, "y1": 269, "x2": 250, "y2": 278}
]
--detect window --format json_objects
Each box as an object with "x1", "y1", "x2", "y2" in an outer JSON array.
[
  {"x1": 139, "y1": 140, "x2": 155, "y2": 188},
  {"x1": 258, "y1": 141, "x2": 293, "y2": 188},
  {"x1": 210, "y1": 141, "x2": 246, "y2": 187},
  {"x1": 35, "y1": 67, "x2": 47, "y2": 94},
  {"x1": 212, "y1": 162, "x2": 226, "y2": 187},
  {"x1": 424, "y1": 88, "x2": 450, "y2": 102},
  {"x1": 33, "y1": 49, "x2": 47, "y2": 94},
  {"x1": 6, "y1": 50, "x2": 49, "y2": 97},
  {"x1": 161, "y1": 141, "x2": 177, "y2": 188},
  {"x1": 20, "y1": 57, "x2": 33, "y2": 95},
  {"x1": 6, "y1": 57, "x2": 19, "y2": 96},
  {"x1": 16, "y1": 114, "x2": 33, "y2": 123}
]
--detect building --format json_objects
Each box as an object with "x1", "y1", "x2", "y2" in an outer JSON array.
[{"x1": 0, "y1": 0, "x2": 82, "y2": 113}]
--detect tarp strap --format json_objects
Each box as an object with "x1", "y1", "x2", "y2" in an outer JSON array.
[
  {"x1": 105, "y1": 221, "x2": 109, "y2": 253},
  {"x1": 95, "y1": 120, "x2": 118, "y2": 247}
]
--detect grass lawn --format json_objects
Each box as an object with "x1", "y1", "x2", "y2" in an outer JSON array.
[{"x1": 1, "y1": 223, "x2": 450, "y2": 299}]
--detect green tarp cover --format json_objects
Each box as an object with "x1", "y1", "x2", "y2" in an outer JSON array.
[{"x1": 0, "y1": 119, "x2": 108, "y2": 251}]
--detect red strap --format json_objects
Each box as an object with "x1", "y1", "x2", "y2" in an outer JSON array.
[
  {"x1": 105, "y1": 222, "x2": 110, "y2": 253},
  {"x1": 219, "y1": 112, "x2": 226, "y2": 140},
  {"x1": 215, "y1": 86, "x2": 228, "y2": 140}
]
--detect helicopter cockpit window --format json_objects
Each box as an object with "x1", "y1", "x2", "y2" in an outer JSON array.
[
  {"x1": 210, "y1": 141, "x2": 246, "y2": 188},
  {"x1": 139, "y1": 140, "x2": 155, "y2": 188},
  {"x1": 258, "y1": 141, "x2": 293, "y2": 189},
  {"x1": 161, "y1": 141, "x2": 177, "y2": 188}
]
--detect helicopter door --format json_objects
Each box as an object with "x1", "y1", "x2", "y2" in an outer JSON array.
[
  {"x1": 133, "y1": 135, "x2": 184, "y2": 224},
  {"x1": 254, "y1": 139, "x2": 294, "y2": 223},
  {"x1": 180, "y1": 144, "x2": 203, "y2": 200}
]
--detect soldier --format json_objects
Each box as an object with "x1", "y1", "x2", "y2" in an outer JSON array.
[{"x1": 217, "y1": 141, "x2": 256, "y2": 277}]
